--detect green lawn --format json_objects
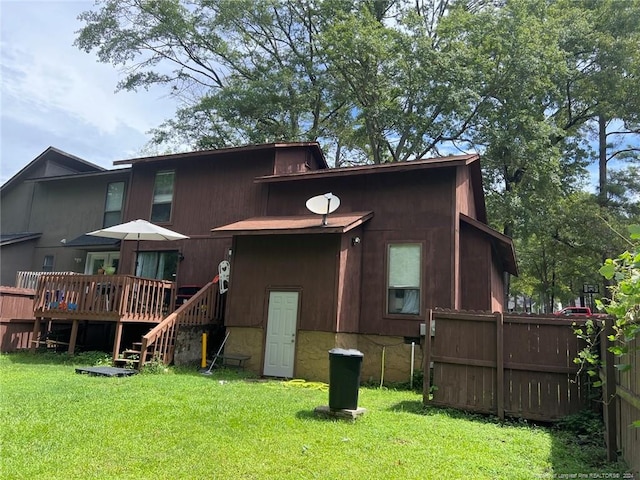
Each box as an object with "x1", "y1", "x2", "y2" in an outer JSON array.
[{"x1": 0, "y1": 352, "x2": 629, "y2": 479}]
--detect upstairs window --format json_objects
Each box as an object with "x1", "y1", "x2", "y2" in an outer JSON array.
[
  {"x1": 387, "y1": 243, "x2": 421, "y2": 315},
  {"x1": 151, "y1": 171, "x2": 175, "y2": 223},
  {"x1": 42, "y1": 255, "x2": 54, "y2": 272},
  {"x1": 103, "y1": 182, "x2": 125, "y2": 227}
]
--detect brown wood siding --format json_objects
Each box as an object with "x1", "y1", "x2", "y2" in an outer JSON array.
[
  {"x1": 459, "y1": 222, "x2": 491, "y2": 311},
  {"x1": 491, "y1": 256, "x2": 505, "y2": 312},
  {"x1": 274, "y1": 147, "x2": 319, "y2": 175},
  {"x1": 336, "y1": 227, "x2": 363, "y2": 333},
  {"x1": 455, "y1": 165, "x2": 477, "y2": 219},
  {"x1": 264, "y1": 168, "x2": 456, "y2": 337},
  {"x1": 226, "y1": 234, "x2": 340, "y2": 331},
  {"x1": 122, "y1": 152, "x2": 276, "y2": 285}
]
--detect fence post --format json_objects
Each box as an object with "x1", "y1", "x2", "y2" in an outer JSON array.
[
  {"x1": 423, "y1": 309, "x2": 433, "y2": 405},
  {"x1": 496, "y1": 311, "x2": 504, "y2": 421},
  {"x1": 601, "y1": 316, "x2": 618, "y2": 462}
]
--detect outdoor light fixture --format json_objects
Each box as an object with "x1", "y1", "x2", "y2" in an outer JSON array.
[{"x1": 351, "y1": 236, "x2": 361, "y2": 246}]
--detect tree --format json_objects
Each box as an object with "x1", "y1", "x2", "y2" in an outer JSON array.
[
  {"x1": 76, "y1": 0, "x2": 639, "y2": 304},
  {"x1": 76, "y1": 0, "x2": 350, "y2": 159}
]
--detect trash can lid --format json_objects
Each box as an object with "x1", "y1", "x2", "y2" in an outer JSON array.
[{"x1": 329, "y1": 348, "x2": 363, "y2": 357}]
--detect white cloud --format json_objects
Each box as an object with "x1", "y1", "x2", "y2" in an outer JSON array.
[{"x1": 0, "y1": 0, "x2": 178, "y2": 183}]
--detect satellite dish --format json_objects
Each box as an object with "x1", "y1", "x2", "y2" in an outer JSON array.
[{"x1": 306, "y1": 192, "x2": 340, "y2": 225}]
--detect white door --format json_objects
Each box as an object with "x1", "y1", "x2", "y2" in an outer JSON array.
[
  {"x1": 85, "y1": 252, "x2": 120, "y2": 274},
  {"x1": 263, "y1": 291, "x2": 299, "y2": 378}
]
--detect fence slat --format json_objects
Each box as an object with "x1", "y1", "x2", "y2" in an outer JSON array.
[{"x1": 425, "y1": 309, "x2": 593, "y2": 422}]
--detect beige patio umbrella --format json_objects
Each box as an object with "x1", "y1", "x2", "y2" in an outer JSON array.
[{"x1": 87, "y1": 219, "x2": 189, "y2": 271}]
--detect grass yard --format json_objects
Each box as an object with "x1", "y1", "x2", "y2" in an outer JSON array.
[{"x1": 0, "y1": 352, "x2": 630, "y2": 479}]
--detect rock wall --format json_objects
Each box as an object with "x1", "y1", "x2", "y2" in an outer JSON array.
[
  {"x1": 222, "y1": 326, "x2": 423, "y2": 384},
  {"x1": 173, "y1": 325, "x2": 207, "y2": 366}
]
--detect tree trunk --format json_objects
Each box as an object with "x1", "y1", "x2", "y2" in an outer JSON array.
[{"x1": 598, "y1": 115, "x2": 608, "y2": 207}]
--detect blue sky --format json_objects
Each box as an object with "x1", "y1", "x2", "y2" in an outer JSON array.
[
  {"x1": 1, "y1": 1, "x2": 633, "y2": 191},
  {"x1": 0, "y1": 0, "x2": 178, "y2": 184}
]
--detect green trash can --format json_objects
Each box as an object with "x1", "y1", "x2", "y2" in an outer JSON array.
[{"x1": 328, "y1": 348, "x2": 364, "y2": 410}]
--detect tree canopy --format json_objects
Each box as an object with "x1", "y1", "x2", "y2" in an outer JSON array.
[{"x1": 75, "y1": 0, "x2": 640, "y2": 310}]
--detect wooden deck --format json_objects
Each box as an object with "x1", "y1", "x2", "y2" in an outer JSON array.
[
  {"x1": 30, "y1": 273, "x2": 176, "y2": 358},
  {"x1": 33, "y1": 274, "x2": 175, "y2": 323}
]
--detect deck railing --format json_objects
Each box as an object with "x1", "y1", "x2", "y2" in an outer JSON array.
[
  {"x1": 139, "y1": 282, "x2": 221, "y2": 366},
  {"x1": 16, "y1": 271, "x2": 77, "y2": 290},
  {"x1": 33, "y1": 274, "x2": 176, "y2": 322}
]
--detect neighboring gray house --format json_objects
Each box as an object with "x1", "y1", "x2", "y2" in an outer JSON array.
[{"x1": 1, "y1": 147, "x2": 130, "y2": 286}]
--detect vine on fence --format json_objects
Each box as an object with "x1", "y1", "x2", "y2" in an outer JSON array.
[
  {"x1": 596, "y1": 224, "x2": 640, "y2": 362},
  {"x1": 575, "y1": 224, "x2": 639, "y2": 426}
]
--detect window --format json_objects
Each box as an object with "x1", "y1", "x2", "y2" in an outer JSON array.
[
  {"x1": 104, "y1": 182, "x2": 125, "y2": 227},
  {"x1": 136, "y1": 251, "x2": 179, "y2": 280},
  {"x1": 387, "y1": 243, "x2": 421, "y2": 315},
  {"x1": 151, "y1": 171, "x2": 175, "y2": 223},
  {"x1": 42, "y1": 255, "x2": 54, "y2": 272}
]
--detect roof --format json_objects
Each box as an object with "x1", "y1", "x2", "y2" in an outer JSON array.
[
  {"x1": 254, "y1": 154, "x2": 478, "y2": 183},
  {"x1": 113, "y1": 142, "x2": 329, "y2": 169},
  {"x1": 211, "y1": 211, "x2": 374, "y2": 237},
  {"x1": 1, "y1": 147, "x2": 104, "y2": 193},
  {"x1": 64, "y1": 234, "x2": 121, "y2": 248},
  {"x1": 460, "y1": 214, "x2": 518, "y2": 276},
  {"x1": 253, "y1": 153, "x2": 487, "y2": 223},
  {"x1": 28, "y1": 168, "x2": 131, "y2": 184},
  {"x1": 0, "y1": 232, "x2": 42, "y2": 247}
]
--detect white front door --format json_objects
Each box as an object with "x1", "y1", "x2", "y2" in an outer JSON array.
[{"x1": 263, "y1": 291, "x2": 299, "y2": 378}]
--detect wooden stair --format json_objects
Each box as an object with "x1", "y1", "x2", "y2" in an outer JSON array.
[{"x1": 113, "y1": 342, "x2": 143, "y2": 368}]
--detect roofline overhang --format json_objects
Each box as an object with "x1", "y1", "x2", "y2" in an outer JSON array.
[
  {"x1": 1, "y1": 146, "x2": 104, "y2": 193},
  {"x1": 25, "y1": 168, "x2": 131, "y2": 184},
  {"x1": 254, "y1": 154, "x2": 479, "y2": 184},
  {"x1": 460, "y1": 213, "x2": 518, "y2": 276},
  {"x1": 113, "y1": 142, "x2": 329, "y2": 169},
  {"x1": 210, "y1": 211, "x2": 373, "y2": 237},
  {"x1": 0, "y1": 233, "x2": 42, "y2": 247}
]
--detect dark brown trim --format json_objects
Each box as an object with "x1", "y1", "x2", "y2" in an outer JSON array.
[
  {"x1": 211, "y1": 212, "x2": 374, "y2": 237},
  {"x1": 113, "y1": 142, "x2": 328, "y2": 169},
  {"x1": 254, "y1": 154, "x2": 479, "y2": 184}
]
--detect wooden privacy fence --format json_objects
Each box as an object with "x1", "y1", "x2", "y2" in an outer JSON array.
[
  {"x1": 423, "y1": 309, "x2": 592, "y2": 422},
  {"x1": 0, "y1": 287, "x2": 36, "y2": 352}
]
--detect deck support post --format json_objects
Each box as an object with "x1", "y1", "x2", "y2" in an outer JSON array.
[
  {"x1": 113, "y1": 321, "x2": 124, "y2": 361},
  {"x1": 30, "y1": 317, "x2": 42, "y2": 352},
  {"x1": 68, "y1": 319, "x2": 79, "y2": 354}
]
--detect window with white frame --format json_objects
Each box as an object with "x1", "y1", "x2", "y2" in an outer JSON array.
[
  {"x1": 104, "y1": 181, "x2": 125, "y2": 227},
  {"x1": 151, "y1": 171, "x2": 175, "y2": 223},
  {"x1": 387, "y1": 243, "x2": 421, "y2": 315},
  {"x1": 42, "y1": 255, "x2": 54, "y2": 272}
]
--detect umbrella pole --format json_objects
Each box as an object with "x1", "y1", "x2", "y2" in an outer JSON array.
[{"x1": 135, "y1": 237, "x2": 140, "y2": 275}]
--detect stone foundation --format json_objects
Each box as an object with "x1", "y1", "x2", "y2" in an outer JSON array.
[
  {"x1": 222, "y1": 327, "x2": 423, "y2": 384},
  {"x1": 173, "y1": 325, "x2": 208, "y2": 366}
]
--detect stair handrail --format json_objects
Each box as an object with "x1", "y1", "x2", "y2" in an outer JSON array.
[{"x1": 138, "y1": 282, "x2": 219, "y2": 367}]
